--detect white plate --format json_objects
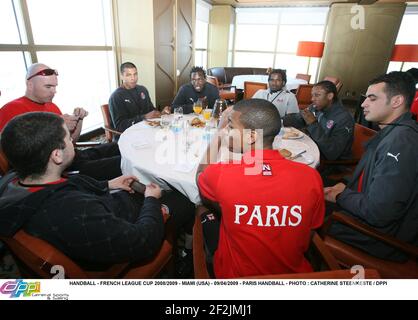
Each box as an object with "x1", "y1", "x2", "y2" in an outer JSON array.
[
  {"x1": 275, "y1": 140, "x2": 313, "y2": 165},
  {"x1": 282, "y1": 128, "x2": 304, "y2": 139},
  {"x1": 293, "y1": 153, "x2": 314, "y2": 165}
]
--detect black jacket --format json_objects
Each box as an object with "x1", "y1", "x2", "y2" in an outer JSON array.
[
  {"x1": 330, "y1": 112, "x2": 418, "y2": 261},
  {"x1": 171, "y1": 82, "x2": 220, "y2": 114},
  {"x1": 283, "y1": 100, "x2": 354, "y2": 160},
  {"x1": 0, "y1": 173, "x2": 164, "y2": 270},
  {"x1": 109, "y1": 85, "x2": 155, "y2": 132}
]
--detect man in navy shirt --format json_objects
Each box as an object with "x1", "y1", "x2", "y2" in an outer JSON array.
[
  {"x1": 109, "y1": 62, "x2": 170, "y2": 133},
  {"x1": 172, "y1": 66, "x2": 220, "y2": 113}
]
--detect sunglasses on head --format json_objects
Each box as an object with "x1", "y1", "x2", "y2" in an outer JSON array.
[{"x1": 27, "y1": 68, "x2": 58, "y2": 80}]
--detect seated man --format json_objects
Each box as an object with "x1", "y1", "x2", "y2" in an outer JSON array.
[
  {"x1": 0, "y1": 112, "x2": 195, "y2": 271},
  {"x1": 196, "y1": 99, "x2": 325, "y2": 278},
  {"x1": 0, "y1": 63, "x2": 121, "y2": 180},
  {"x1": 108, "y1": 62, "x2": 169, "y2": 133},
  {"x1": 283, "y1": 80, "x2": 354, "y2": 161},
  {"x1": 324, "y1": 71, "x2": 418, "y2": 262},
  {"x1": 172, "y1": 66, "x2": 220, "y2": 113},
  {"x1": 252, "y1": 69, "x2": 299, "y2": 118}
]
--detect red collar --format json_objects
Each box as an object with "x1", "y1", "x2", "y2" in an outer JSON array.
[{"x1": 17, "y1": 177, "x2": 67, "y2": 193}]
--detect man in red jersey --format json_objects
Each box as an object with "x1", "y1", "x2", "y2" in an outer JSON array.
[
  {"x1": 196, "y1": 99, "x2": 325, "y2": 278},
  {"x1": 406, "y1": 68, "x2": 418, "y2": 117},
  {"x1": 0, "y1": 63, "x2": 121, "y2": 180}
]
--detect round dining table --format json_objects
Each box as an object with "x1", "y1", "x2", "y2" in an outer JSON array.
[{"x1": 118, "y1": 114, "x2": 320, "y2": 204}]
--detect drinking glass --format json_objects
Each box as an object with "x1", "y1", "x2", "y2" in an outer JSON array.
[
  {"x1": 161, "y1": 114, "x2": 171, "y2": 130},
  {"x1": 203, "y1": 108, "x2": 212, "y2": 121},
  {"x1": 193, "y1": 101, "x2": 203, "y2": 115},
  {"x1": 213, "y1": 99, "x2": 227, "y2": 121},
  {"x1": 174, "y1": 106, "x2": 183, "y2": 120},
  {"x1": 161, "y1": 115, "x2": 171, "y2": 140}
]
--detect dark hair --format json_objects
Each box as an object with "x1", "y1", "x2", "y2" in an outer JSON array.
[
  {"x1": 268, "y1": 69, "x2": 287, "y2": 83},
  {"x1": 1, "y1": 112, "x2": 66, "y2": 179},
  {"x1": 369, "y1": 71, "x2": 416, "y2": 109},
  {"x1": 406, "y1": 68, "x2": 418, "y2": 84},
  {"x1": 190, "y1": 66, "x2": 206, "y2": 79},
  {"x1": 233, "y1": 99, "x2": 281, "y2": 145},
  {"x1": 314, "y1": 80, "x2": 338, "y2": 102},
  {"x1": 120, "y1": 62, "x2": 137, "y2": 74}
]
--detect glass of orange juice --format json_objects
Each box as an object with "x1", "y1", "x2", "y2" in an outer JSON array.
[
  {"x1": 203, "y1": 108, "x2": 212, "y2": 121},
  {"x1": 193, "y1": 101, "x2": 203, "y2": 115}
]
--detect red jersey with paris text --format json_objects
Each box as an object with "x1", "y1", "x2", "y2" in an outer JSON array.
[{"x1": 198, "y1": 149, "x2": 325, "y2": 278}]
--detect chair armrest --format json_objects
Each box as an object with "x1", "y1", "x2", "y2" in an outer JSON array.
[
  {"x1": 193, "y1": 206, "x2": 211, "y2": 279},
  {"x1": 328, "y1": 211, "x2": 418, "y2": 258},
  {"x1": 103, "y1": 126, "x2": 122, "y2": 136},
  {"x1": 312, "y1": 232, "x2": 341, "y2": 270}
]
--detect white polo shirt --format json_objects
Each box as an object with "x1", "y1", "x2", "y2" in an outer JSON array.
[{"x1": 252, "y1": 89, "x2": 299, "y2": 118}]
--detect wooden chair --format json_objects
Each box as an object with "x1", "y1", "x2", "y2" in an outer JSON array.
[
  {"x1": 206, "y1": 76, "x2": 236, "y2": 102},
  {"x1": 0, "y1": 148, "x2": 9, "y2": 176},
  {"x1": 320, "y1": 123, "x2": 377, "y2": 180},
  {"x1": 0, "y1": 227, "x2": 175, "y2": 279},
  {"x1": 101, "y1": 104, "x2": 122, "y2": 143},
  {"x1": 321, "y1": 211, "x2": 418, "y2": 279},
  {"x1": 296, "y1": 73, "x2": 311, "y2": 84},
  {"x1": 323, "y1": 76, "x2": 343, "y2": 93},
  {"x1": 192, "y1": 206, "x2": 380, "y2": 279},
  {"x1": 295, "y1": 84, "x2": 314, "y2": 110},
  {"x1": 243, "y1": 81, "x2": 268, "y2": 100}
]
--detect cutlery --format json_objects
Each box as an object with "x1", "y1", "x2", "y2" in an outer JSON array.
[{"x1": 290, "y1": 150, "x2": 306, "y2": 160}]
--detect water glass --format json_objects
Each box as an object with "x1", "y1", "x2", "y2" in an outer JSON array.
[
  {"x1": 161, "y1": 114, "x2": 171, "y2": 130},
  {"x1": 174, "y1": 106, "x2": 183, "y2": 120}
]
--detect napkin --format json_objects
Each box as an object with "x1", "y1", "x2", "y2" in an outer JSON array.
[{"x1": 131, "y1": 138, "x2": 151, "y2": 149}]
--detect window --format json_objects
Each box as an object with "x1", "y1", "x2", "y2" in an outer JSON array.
[
  {"x1": 233, "y1": 7, "x2": 328, "y2": 81},
  {"x1": 195, "y1": 0, "x2": 212, "y2": 69},
  {"x1": 387, "y1": 5, "x2": 418, "y2": 73},
  {"x1": 0, "y1": 0, "x2": 115, "y2": 133},
  {"x1": 0, "y1": 52, "x2": 30, "y2": 104}
]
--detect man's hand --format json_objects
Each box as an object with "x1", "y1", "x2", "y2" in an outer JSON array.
[
  {"x1": 161, "y1": 106, "x2": 171, "y2": 115},
  {"x1": 324, "y1": 182, "x2": 346, "y2": 203},
  {"x1": 108, "y1": 175, "x2": 138, "y2": 193},
  {"x1": 73, "y1": 107, "x2": 89, "y2": 120},
  {"x1": 62, "y1": 114, "x2": 79, "y2": 132},
  {"x1": 144, "y1": 183, "x2": 162, "y2": 199},
  {"x1": 144, "y1": 110, "x2": 161, "y2": 119},
  {"x1": 300, "y1": 109, "x2": 317, "y2": 125}
]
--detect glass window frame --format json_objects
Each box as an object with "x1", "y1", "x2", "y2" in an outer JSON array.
[
  {"x1": 232, "y1": 7, "x2": 329, "y2": 79},
  {"x1": 0, "y1": 0, "x2": 115, "y2": 134}
]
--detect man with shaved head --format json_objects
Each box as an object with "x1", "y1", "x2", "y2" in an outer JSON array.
[
  {"x1": 195, "y1": 99, "x2": 325, "y2": 278},
  {"x1": 0, "y1": 63, "x2": 122, "y2": 180}
]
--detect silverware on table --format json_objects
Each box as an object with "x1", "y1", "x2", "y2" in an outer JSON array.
[{"x1": 290, "y1": 150, "x2": 306, "y2": 160}]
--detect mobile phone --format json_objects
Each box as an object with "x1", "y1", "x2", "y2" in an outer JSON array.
[{"x1": 131, "y1": 180, "x2": 146, "y2": 194}]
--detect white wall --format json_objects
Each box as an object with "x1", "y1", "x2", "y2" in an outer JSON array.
[{"x1": 112, "y1": 0, "x2": 156, "y2": 102}]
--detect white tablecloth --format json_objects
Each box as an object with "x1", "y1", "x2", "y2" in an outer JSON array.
[
  {"x1": 231, "y1": 74, "x2": 307, "y2": 91},
  {"x1": 119, "y1": 115, "x2": 319, "y2": 204}
]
